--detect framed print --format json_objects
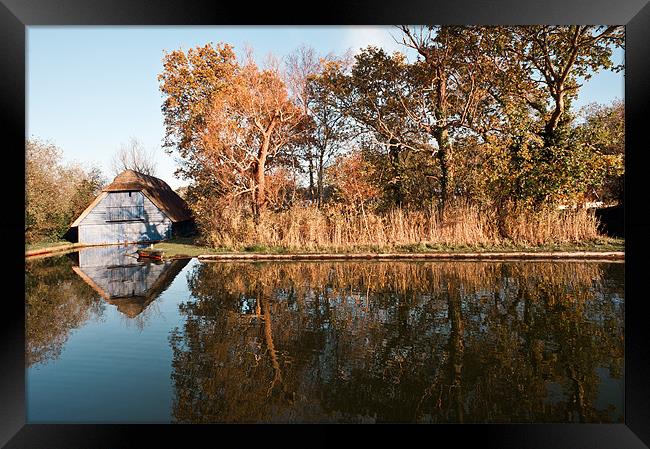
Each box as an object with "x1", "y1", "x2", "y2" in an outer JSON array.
[{"x1": 3, "y1": 0, "x2": 650, "y2": 446}]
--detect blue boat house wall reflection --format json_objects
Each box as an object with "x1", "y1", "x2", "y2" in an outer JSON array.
[{"x1": 70, "y1": 245, "x2": 189, "y2": 318}]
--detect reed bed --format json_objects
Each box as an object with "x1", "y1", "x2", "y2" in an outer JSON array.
[{"x1": 201, "y1": 203, "x2": 602, "y2": 251}]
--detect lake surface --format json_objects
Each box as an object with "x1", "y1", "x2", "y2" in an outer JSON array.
[{"x1": 26, "y1": 246, "x2": 624, "y2": 423}]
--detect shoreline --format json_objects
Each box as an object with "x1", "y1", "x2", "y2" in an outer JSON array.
[
  {"x1": 197, "y1": 251, "x2": 624, "y2": 262},
  {"x1": 25, "y1": 241, "x2": 151, "y2": 259},
  {"x1": 26, "y1": 240, "x2": 625, "y2": 261},
  {"x1": 25, "y1": 243, "x2": 93, "y2": 258}
]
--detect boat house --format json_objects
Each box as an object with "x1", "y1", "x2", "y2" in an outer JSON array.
[{"x1": 68, "y1": 170, "x2": 193, "y2": 244}]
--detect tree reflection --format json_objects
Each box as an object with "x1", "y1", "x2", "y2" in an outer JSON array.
[
  {"x1": 25, "y1": 255, "x2": 105, "y2": 366},
  {"x1": 170, "y1": 261, "x2": 623, "y2": 423}
]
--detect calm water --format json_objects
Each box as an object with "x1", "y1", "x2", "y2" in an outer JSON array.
[{"x1": 26, "y1": 247, "x2": 624, "y2": 423}]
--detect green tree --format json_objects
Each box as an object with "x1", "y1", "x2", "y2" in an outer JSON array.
[
  {"x1": 476, "y1": 27, "x2": 624, "y2": 209},
  {"x1": 575, "y1": 100, "x2": 624, "y2": 203},
  {"x1": 510, "y1": 26, "x2": 624, "y2": 146},
  {"x1": 398, "y1": 26, "x2": 512, "y2": 216},
  {"x1": 314, "y1": 48, "x2": 424, "y2": 208}
]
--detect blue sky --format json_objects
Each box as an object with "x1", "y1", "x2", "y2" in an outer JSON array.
[{"x1": 27, "y1": 26, "x2": 624, "y2": 190}]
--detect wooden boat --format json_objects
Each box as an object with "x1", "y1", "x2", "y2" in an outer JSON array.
[{"x1": 136, "y1": 248, "x2": 165, "y2": 261}]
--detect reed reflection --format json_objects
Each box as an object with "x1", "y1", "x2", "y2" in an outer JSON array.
[{"x1": 170, "y1": 261, "x2": 624, "y2": 423}]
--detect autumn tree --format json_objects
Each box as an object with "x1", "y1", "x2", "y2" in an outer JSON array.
[
  {"x1": 158, "y1": 32, "x2": 625, "y2": 244},
  {"x1": 327, "y1": 150, "x2": 380, "y2": 214},
  {"x1": 201, "y1": 58, "x2": 307, "y2": 219},
  {"x1": 159, "y1": 43, "x2": 237, "y2": 180},
  {"x1": 160, "y1": 44, "x2": 307, "y2": 222},
  {"x1": 26, "y1": 140, "x2": 65, "y2": 241}
]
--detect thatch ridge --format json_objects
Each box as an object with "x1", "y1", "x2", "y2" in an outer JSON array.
[{"x1": 102, "y1": 170, "x2": 192, "y2": 222}]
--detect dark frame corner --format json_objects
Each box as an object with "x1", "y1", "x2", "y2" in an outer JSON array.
[{"x1": 2, "y1": 0, "x2": 650, "y2": 447}]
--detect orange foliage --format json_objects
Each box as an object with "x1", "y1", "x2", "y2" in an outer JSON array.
[{"x1": 327, "y1": 151, "x2": 380, "y2": 210}]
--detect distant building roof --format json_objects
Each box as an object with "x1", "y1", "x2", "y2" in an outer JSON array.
[{"x1": 70, "y1": 169, "x2": 192, "y2": 227}]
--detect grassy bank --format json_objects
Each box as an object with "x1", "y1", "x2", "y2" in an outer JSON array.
[
  {"x1": 26, "y1": 240, "x2": 73, "y2": 252},
  {"x1": 25, "y1": 241, "x2": 95, "y2": 258},
  {"x1": 152, "y1": 237, "x2": 225, "y2": 257},
  {"x1": 24, "y1": 235, "x2": 623, "y2": 259},
  {"x1": 153, "y1": 236, "x2": 623, "y2": 258}
]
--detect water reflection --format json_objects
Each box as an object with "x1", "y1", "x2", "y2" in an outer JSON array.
[
  {"x1": 170, "y1": 261, "x2": 624, "y2": 423},
  {"x1": 25, "y1": 254, "x2": 624, "y2": 423},
  {"x1": 25, "y1": 253, "x2": 105, "y2": 367},
  {"x1": 71, "y1": 246, "x2": 189, "y2": 318},
  {"x1": 26, "y1": 245, "x2": 189, "y2": 366}
]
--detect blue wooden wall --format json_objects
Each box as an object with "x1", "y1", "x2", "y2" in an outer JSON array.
[{"x1": 78, "y1": 191, "x2": 172, "y2": 244}]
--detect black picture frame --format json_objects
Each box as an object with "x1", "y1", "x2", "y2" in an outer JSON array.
[{"x1": 3, "y1": 0, "x2": 650, "y2": 446}]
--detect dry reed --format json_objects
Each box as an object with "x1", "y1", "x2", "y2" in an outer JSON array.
[{"x1": 202, "y1": 203, "x2": 602, "y2": 251}]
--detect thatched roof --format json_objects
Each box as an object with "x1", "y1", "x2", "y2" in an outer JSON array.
[{"x1": 71, "y1": 170, "x2": 192, "y2": 227}]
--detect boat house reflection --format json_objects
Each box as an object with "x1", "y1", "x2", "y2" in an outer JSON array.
[{"x1": 71, "y1": 245, "x2": 189, "y2": 317}]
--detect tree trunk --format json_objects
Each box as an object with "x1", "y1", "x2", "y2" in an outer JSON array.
[
  {"x1": 254, "y1": 137, "x2": 270, "y2": 223},
  {"x1": 252, "y1": 163, "x2": 265, "y2": 224},
  {"x1": 290, "y1": 150, "x2": 297, "y2": 206},
  {"x1": 317, "y1": 151, "x2": 325, "y2": 207},
  {"x1": 434, "y1": 128, "x2": 454, "y2": 220},
  {"x1": 389, "y1": 139, "x2": 403, "y2": 208},
  {"x1": 544, "y1": 89, "x2": 565, "y2": 146},
  {"x1": 308, "y1": 155, "x2": 315, "y2": 203},
  {"x1": 496, "y1": 198, "x2": 510, "y2": 239}
]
